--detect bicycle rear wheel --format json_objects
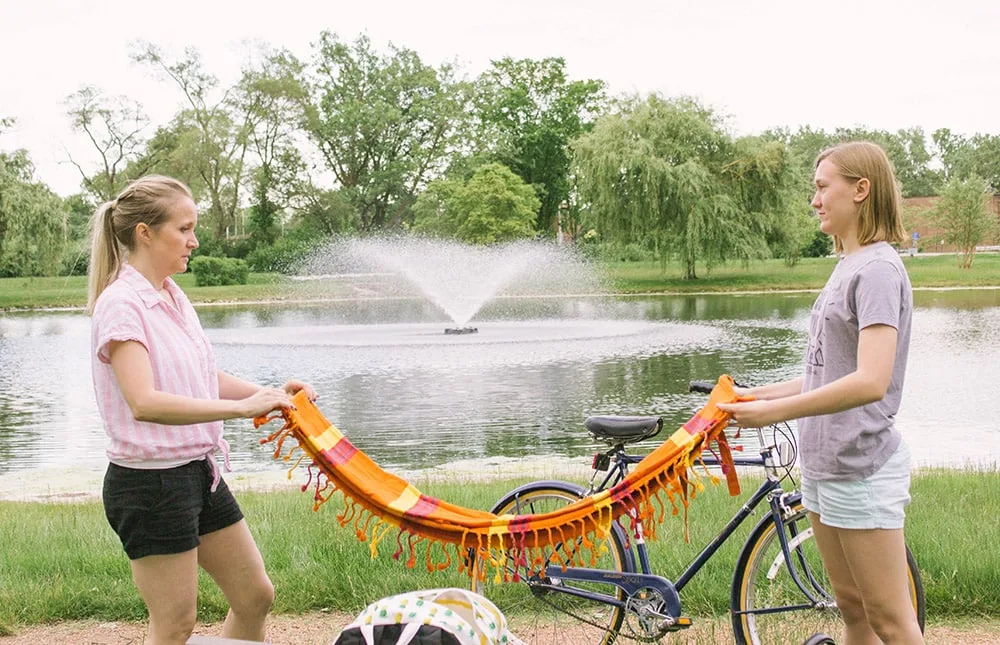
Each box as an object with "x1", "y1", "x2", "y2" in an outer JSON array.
[
  {"x1": 470, "y1": 481, "x2": 631, "y2": 645},
  {"x1": 731, "y1": 500, "x2": 925, "y2": 645}
]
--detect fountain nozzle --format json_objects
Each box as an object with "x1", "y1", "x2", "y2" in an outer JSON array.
[{"x1": 444, "y1": 327, "x2": 479, "y2": 335}]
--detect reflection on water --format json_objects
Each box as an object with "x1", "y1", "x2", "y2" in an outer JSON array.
[{"x1": 0, "y1": 290, "x2": 997, "y2": 478}]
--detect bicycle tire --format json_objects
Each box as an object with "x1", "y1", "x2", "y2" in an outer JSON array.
[
  {"x1": 801, "y1": 634, "x2": 836, "y2": 645},
  {"x1": 730, "y1": 500, "x2": 925, "y2": 645},
  {"x1": 470, "y1": 481, "x2": 632, "y2": 645}
]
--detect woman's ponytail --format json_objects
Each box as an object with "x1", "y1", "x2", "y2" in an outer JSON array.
[{"x1": 86, "y1": 200, "x2": 122, "y2": 314}]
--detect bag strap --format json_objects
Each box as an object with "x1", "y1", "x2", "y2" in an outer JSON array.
[{"x1": 358, "y1": 623, "x2": 422, "y2": 645}]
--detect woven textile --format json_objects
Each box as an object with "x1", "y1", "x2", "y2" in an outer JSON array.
[{"x1": 255, "y1": 375, "x2": 747, "y2": 579}]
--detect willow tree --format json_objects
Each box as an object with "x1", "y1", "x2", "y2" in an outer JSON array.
[
  {"x1": 724, "y1": 136, "x2": 814, "y2": 266},
  {"x1": 572, "y1": 95, "x2": 774, "y2": 279},
  {"x1": 0, "y1": 142, "x2": 68, "y2": 277}
]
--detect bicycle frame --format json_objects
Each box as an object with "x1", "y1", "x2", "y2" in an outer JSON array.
[{"x1": 516, "y1": 426, "x2": 832, "y2": 626}]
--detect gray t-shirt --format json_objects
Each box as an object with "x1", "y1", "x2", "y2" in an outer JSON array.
[{"x1": 798, "y1": 241, "x2": 913, "y2": 481}]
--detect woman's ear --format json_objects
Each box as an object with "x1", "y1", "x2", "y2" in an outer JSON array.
[
  {"x1": 854, "y1": 178, "x2": 871, "y2": 203},
  {"x1": 134, "y1": 222, "x2": 152, "y2": 245}
]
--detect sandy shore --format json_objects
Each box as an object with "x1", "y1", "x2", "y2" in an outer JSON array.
[{"x1": 0, "y1": 455, "x2": 591, "y2": 504}]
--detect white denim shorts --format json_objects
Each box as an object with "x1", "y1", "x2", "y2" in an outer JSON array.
[{"x1": 801, "y1": 440, "x2": 912, "y2": 530}]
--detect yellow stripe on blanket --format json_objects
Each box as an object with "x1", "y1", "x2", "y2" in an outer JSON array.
[{"x1": 388, "y1": 485, "x2": 422, "y2": 514}]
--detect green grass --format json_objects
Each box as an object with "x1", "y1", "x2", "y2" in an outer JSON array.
[
  {"x1": 1, "y1": 252, "x2": 998, "y2": 310},
  {"x1": 0, "y1": 272, "x2": 354, "y2": 310},
  {"x1": 604, "y1": 252, "x2": 1000, "y2": 293},
  {"x1": 0, "y1": 469, "x2": 996, "y2": 629}
]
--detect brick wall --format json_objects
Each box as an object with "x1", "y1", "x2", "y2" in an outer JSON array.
[{"x1": 902, "y1": 195, "x2": 1000, "y2": 253}]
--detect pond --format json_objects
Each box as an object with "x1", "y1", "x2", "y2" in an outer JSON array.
[{"x1": 0, "y1": 289, "x2": 997, "y2": 480}]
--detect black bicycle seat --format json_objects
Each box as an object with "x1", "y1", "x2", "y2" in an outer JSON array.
[{"x1": 584, "y1": 416, "x2": 663, "y2": 444}]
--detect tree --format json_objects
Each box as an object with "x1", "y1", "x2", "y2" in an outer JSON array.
[
  {"x1": 132, "y1": 43, "x2": 253, "y2": 239},
  {"x1": 412, "y1": 162, "x2": 539, "y2": 244},
  {"x1": 802, "y1": 229, "x2": 833, "y2": 258},
  {"x1": 933, "y1": 129, "x2": 1000, "y2": 193},
  {"x1": 293, "y1": 33, "x2": 470, "y2": 231},
  {"x1": 722, "y1": 136, "x2": 812, "y2": 266},
  {"x1": 932, "y1": 177, "x2": 996, "y2": 268},
  {"x1": 234, "y1": 50, "x2": 310, "y2": 233},
  {"x1": 473, "y1": 57, "x2": 606, "y2": 235},
  {"x1": 892, "y1": 127, "x2": 940, "y2": 197},
  {"x1": 292, "y1": 186, "x2": 358, "y2": 237},
  {"x1": 64, "y1": 193, "x2": 95, "y2": 241},
  {"x1": 572, "y1": 95, "x2": 773, "y2": 279},
  {"x1": 64, "y1": 86, "x2": 150, "y2": 200},
  {"x1": 0, "y1": 138, "x2": 68, "y2": 277},
  {"x1": 777, "y1": 126, "x2": 939, "y2": 197}
]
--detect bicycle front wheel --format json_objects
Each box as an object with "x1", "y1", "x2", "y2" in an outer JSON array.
[
  {"x1": 731, "y1": 499, "x2": 925, "y2": 645},
  {"x1": 470, "y1": 481, "x2": 631, "y2": 645}
]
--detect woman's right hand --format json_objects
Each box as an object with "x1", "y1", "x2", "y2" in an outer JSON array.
[{"x1": 239, "y1": 387, "x2": 294, "y2": 418}]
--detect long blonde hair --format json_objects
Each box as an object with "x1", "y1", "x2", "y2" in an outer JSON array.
[
  {"x1": 87, "y1": 175, "x2": 193, "y2": 313},
  {"x1": 815, "y1": 141, "x2": 906, "y2": 254}
]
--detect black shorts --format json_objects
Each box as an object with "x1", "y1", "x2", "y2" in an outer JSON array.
[{"x1": 103, "y1": 459, "x2": 244, "y2": 560}]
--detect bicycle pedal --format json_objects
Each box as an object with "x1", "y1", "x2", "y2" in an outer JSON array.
[{"x1": 665, "y1": 616, "x2": 693, "y2": 631}]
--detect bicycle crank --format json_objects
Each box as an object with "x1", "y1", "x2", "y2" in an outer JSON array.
[{"x1": 624, "y1": 587, "x2": 692, "y2": 641}]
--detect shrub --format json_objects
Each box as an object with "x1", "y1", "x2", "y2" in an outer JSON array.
[
  {"x1": 580, "y1": 241, "x2": 649, "y2": 262},
  {"x1": 188, "y1": 256, "x2": 249, "y2": 287},
  {"x1": 194, "y1": 229, "x2": 256, "y2": 260},
  {"x1": 801, "y1": 230, "x2": 833, "y2": 258},
  {"x1": 61, "y1": 241, "x2": 90, "y2": 276},
  {"x1": 245, "y1": 234, "x2": 318, "y2": 274}
]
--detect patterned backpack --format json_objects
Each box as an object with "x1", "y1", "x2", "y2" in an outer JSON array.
[{"x1": 333, "y1": 588, "x2": 524, "y2": 645}]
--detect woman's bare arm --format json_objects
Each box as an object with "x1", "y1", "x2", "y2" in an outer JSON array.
[
  {"x1": 109, "y1": 340, "x2": 291, "y2": 424},
  {"x1": 719, "y1": 325, "x2": 897, "y2": 427}
]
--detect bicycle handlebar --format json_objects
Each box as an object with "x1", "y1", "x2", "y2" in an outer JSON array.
[
  {"x1": 688, "y1": 380, "x2": 716, "y2": 394},
  {"x1": 689, "y1": 378, "x2": 748, "y2": 394}
]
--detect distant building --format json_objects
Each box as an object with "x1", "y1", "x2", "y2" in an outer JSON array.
[{"x1": 901, "y1": 195, "x2": 1000, "y2": 253}]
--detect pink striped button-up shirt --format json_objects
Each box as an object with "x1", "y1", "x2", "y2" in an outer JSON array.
[{"x1": 91, "y1": 263, "x2": 229, "y2": 475}]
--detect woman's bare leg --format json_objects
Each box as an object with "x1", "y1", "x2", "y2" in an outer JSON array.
[
  {"x1": 197, "y1": 519, "x2": 274, "y2": 641},
  {"x1": 130, "y1": 550, "x2": 199, "y2": 645}
]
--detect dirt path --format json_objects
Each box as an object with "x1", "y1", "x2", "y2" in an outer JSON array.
[{"x1": 2, "y1": 614, "x2": 999, "y2": 645}]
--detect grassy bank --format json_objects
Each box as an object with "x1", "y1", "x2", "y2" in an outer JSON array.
[
  {"x1": 1, "y1": 253, "x2": 998, "y2": 311},
  {"x1": 0, "y1": 469, "x2": 996, "y2": 633},
  {"x1": 0, "y1": 273, "x2": 320, "y2": 310},
  {"x1": 606, "y1": 252, "x2": 1000, "y2": 293}
]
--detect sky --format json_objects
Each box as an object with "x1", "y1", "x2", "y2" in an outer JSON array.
[{"x1": 1, "y1": 0, "x2": 999, "y2": 196}]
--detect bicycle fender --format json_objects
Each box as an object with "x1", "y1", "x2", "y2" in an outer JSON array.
[{"x1": 490, "y1": 479, "x2": 638, "y2": 574}]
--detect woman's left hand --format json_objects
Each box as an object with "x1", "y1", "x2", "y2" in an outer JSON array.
[
  {"x1": 282, "y1": 379, "x2": 318, "y2": 402},
  {"x1": 717, "y1": 400, "x2": 784, "y2": 428}
]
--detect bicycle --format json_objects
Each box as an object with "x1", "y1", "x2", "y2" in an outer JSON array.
[{"x1": 469, "y1": 380, "x2": 925, "y2": 644}]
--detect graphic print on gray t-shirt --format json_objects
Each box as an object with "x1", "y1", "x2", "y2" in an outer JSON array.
[
  {"x1": 805, "y1": 317, "x2": 824, "y2": 368},
  {"x1": 798, "y1": 242, "x2": 913, "y2": 481}
]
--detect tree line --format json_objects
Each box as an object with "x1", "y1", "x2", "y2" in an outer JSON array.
[{"x1": 1, "y1": 33, "x2": 997, "y2": 279}]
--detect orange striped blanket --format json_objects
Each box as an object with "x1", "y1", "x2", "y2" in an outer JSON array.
[{"x1": 254, "y1": 375, "x2": 747, "y2": 579}]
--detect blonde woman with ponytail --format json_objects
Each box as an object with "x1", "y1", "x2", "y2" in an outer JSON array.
[{"x1": 88, "y1": 175, "x2": 316, "y2": 645}]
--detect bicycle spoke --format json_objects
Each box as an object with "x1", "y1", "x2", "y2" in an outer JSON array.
[
  {"x1": 733, "y1": 506, "x2": 842, "y2": 644},
  {"x1": 473, "y1": 485, "x2": 628, "y2": 645}
]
